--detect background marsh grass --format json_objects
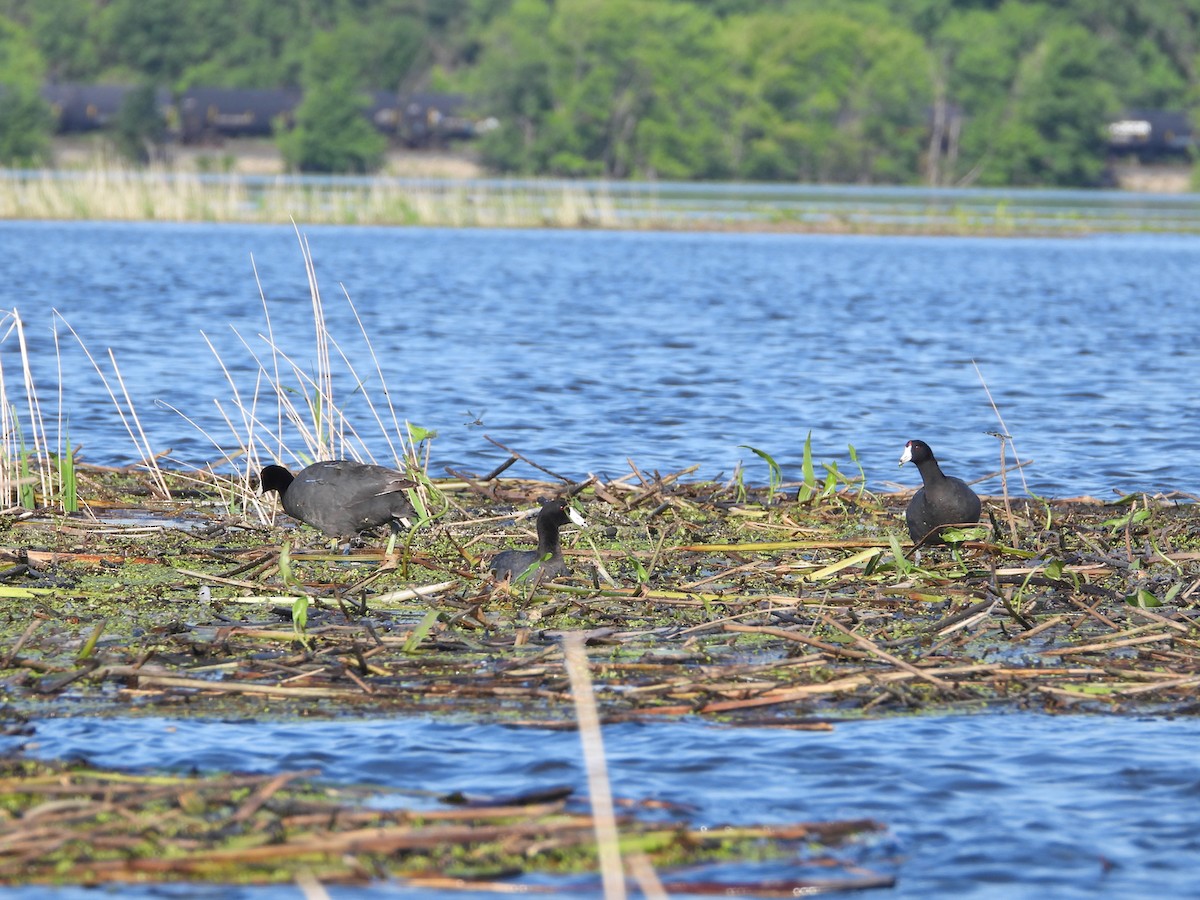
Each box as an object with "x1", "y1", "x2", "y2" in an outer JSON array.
[
  {"x1": 0, "y1": 167, "x2": 628, "y2": 228},
  {"x1": 3, "y1": 164, "x2": 1196, "y2": 233}
]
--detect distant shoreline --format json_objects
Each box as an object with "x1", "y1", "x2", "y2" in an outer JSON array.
[
  {"x1": 3, "y1": 138, "x2": 1191, "y2": 234},
  {"x1": 50, "y1": 136, "x2": 1196, "y2": 193}
]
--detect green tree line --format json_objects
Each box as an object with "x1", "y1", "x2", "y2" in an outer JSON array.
[{"x1": 0, "y1": 0, "x2": 1196, "y2": 185}]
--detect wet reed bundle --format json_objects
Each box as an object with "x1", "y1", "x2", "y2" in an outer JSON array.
[{"x1": 0, "y1": 756, "x2": 889, "y2": 891}]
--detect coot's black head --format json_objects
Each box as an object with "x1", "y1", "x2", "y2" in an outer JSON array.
[
  {"x1": 899, "y1": 439, "x2": 934, "y2": 467},
  {"x1": 540, "y1": 498, "x2": 587, "y2": 527},
  {"x1": 259, "y1": 464, "x2": 295, "y2": 495}
]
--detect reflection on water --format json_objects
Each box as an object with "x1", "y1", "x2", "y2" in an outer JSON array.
[
  {"x1": 6, "y1": 713, "x2": 1199, "y2": 899},
  {"x1": 3, "y1": 221, "x2": 1199, "y2": 497}
]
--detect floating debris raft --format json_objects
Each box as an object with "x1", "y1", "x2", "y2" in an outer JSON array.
[
  {"x1": 0, "y1": 462, "x2": 1198, "y2": 722},
  {"x1": 0, "y1": 755, "x2": 891, "y2": 892}
]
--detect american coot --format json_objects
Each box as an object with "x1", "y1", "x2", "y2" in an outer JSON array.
[
  {"x1": 898, "y1": 439, "x2": 981, "y2": 544},
  {"x1": 490, "y1": 498, "x2": 587, "y2": 582},
  {"x1": 259, "y1": 460, "x2": 417, "y2": 539}
]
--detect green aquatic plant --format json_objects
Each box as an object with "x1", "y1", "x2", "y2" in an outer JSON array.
[
  {"x1": 796, "y1": 431, "x2": 817, "y2": 502},
  {"x1": 12, "y1": 416, "x2": 35, "y2": 509},
  {"x1": 629, "y1": 554, "x2": 650, "y2": 585},
  {"x1": 793, "y1": 434, "x2": 864, "y2": 505},
  {"x1": 507, "y1": 552, "x2": 553, "y2": 586},
  {"x1": 278, "y1": 541, "x2": 311, "y2": 643},
  {"x1": 886, "y1": 532, "x2": 913, "y2": 577},
  {"x1": 53, "y1": 433, "x2": 77, "y2": 513},
  {"x1": 402, "y1": 423, "x2": 446, "y2": 528},
  {"x1": 937, "y1": 525, "x2": 989, "y2": 545},
  {"x1": 847, "y1": 443, "x2": 866, "y2": 498},
  {"x1": 1010, "y1": 558, "x2": 1052, "y2": 615},
  {"x1": 1125, "y1": 588, "x2": 1163, "y2": 609},
  {"x1": 1102, "y1": 500, "x2": 1152, "y2": 533},
  {"x1": 291, "y1": 594, "x2": 309, "y2": 639},
  {"x1": 76, "y1": 619, "x2": 106, "y2": 661},
  {"x1": 738, "y1": 444, "x2": 783, "y2": 503},
  {"x1": 403, "y1": 608, "x2": 440, "y2": 653}
]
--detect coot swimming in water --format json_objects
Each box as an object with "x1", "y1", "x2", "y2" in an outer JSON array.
[
  {"x1": 259, "y1": 460, "x2": 416, "y2": 539},
  {"x1": 490, "y1": 498, "x2": 587, "y2": 582},
  {"x1": 898, "y1": 439, "x2": 981, "y2": 544}
]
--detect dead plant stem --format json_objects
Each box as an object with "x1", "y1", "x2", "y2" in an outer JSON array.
[{"x1": 562, "y1": 632, "x2": 627, "y2": 900}]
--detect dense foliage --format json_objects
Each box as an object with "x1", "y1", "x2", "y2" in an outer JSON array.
[
  {"x1": 0, "y1": 0, "x2": 1195, "y2": 184},
  {"x1": 0, "y1": 16, "x2": 51, "y2": 165},
  {"x1": 277, "y1": 29, "x2": 388, "y2": 173}
]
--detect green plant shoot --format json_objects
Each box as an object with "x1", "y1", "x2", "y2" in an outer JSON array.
[
  {"x1": 738, "y1": 445, "x2": 782, "y2": 501},
  {"x1": 403, "y1": 608, "x2": 440, "y2": 653},
  {"x1": 57, "y1": 433, "x2": 77, "y2": 513},
  {"x1": 292, "y1": 595, "x2": 309, "y2": 638},
  {"x1": 797, "y1": 431, "x2": 816, "y2": 503}
]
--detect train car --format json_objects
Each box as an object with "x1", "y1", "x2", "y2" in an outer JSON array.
[
  {"x1": 366, "y1": 90, "x2": 403, "y2": 136},
  {"x1": 41, "y1": 82, "x2": 488, "y2": 148},
  {"x1": 43, "y1": 83, "x2": 171, "y2": 133},
  {"x1": 398, "y1": 92, "x2": 477, "y2": 147},
  {"x1": 177, "y1": 87, "x2": 301, "y2": 143},
  {"x1": 1107, "y1": 110, "x2": 1193, "y2": 158}
]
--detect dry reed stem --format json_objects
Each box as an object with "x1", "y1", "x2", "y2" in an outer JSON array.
[
  {"x1": 562, "y1": 632, "x2": 627, "y2": 900},
  {"x1": 52, "y1": 312, "x2": 169, "y2": 497},
  {"x1": 0, "y1": 312, "x2": 48, "y2": 507},
  {"x1": 186, "y1": 228, "x2": 425, "y2": 524},
  {"x1": 0, "y1": 313, "x2": 18, "y2": 505},
  {"x1": 973, "y1": 360, "x2": 1026, "y2": 547},
  {"x1": 14, "y1": 312, "x2": 51, "y2": 503}
]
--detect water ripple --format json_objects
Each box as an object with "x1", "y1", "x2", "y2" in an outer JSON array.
[
  {"x1": 5, "y1": 713, "x2": 1200, "y2": 898},
  {"x1": 1, "y1": 222, "x2": 1198, "y2": 497}
]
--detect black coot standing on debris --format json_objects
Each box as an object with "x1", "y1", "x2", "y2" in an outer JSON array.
[
  {"x1": 259, "y1": 460, "x2": 417, "y2": 540},
  {"x1": 490, "y1": 498, "x2": 587, "y2": 582},
  {"x1": 898, "y1": 439, "x2": 981, "y2": 544}
]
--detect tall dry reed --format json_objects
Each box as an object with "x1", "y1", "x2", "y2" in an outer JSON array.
[{"x1": 175, "y1": 224, "x2": 435, "y2": 524}]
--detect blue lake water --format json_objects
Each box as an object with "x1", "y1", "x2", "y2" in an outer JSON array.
[
  {"x1": 4, "y1": 220, "x2": 1200, "y2": 896},
  {"x1": 5, "y1": 713, "x2": 1200, "y2": 898},
  {"x1": 3, "y1": 220, "x2": 1199, "y2": 497}
]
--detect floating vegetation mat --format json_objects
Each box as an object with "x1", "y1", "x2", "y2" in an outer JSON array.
[
  {"x1": 1, "y1": 461, "x2": 1199, "y2": 722},
  {"x1": 0, "y1": 755, "x2": 891, "y2": 891},
  {"x1": 1, "y1": 458, "x2": 1198, "y2": 891}
]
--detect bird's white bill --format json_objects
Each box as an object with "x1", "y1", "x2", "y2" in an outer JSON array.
[
  {"x1": 567, "y1": 506, "x2": 587, "y2": 527},
  {"x1": 898, "y1": 444, "x2": 913, "y2": 467}
]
